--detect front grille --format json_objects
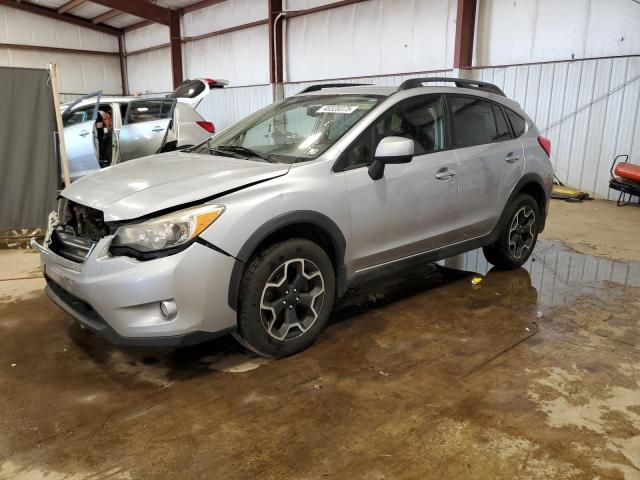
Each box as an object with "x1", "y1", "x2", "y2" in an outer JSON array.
[
  {"x1": 49, "y1": 230, "x2": 95, "y2": 263},
  {"x1": 49, "y1": 199, "x2": 112, "y2": 264}
]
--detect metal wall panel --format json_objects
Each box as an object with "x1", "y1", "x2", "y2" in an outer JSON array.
[
  {"x1": 475, "y1": 56, "x2": 640, "y2": 200},
  {"x1": 183, "y1": 25, "x2": 270, "y2": 86},
  {"x1": 476, "y1": 0, "x2": 640, "y2": 66},
  {"x1": 285, "y1": 0, "x2": 456, "y2": 82},
  {"x1": 126, "y1": 47, "x2": 173, "y2": 95},
  {"x1": 0, "y1": 5, "x2": 122, "y2": 94},
  {"x1": 0, "y1": 5, "x2": 118, "y2": 52},
  {"x1": 0, "y1": 48, "x2": 122, "y2": 94},
  {"x1": 182, "y1": 0, "x2": 267, "y2": 37},
  {"x1": 125, "y1": 23, "x2": 169, "y2": 52}
]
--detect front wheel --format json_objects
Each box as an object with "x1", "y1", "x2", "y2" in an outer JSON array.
[
  {"x1": 234, "y1": 238, "x2": 336, "y2": 358},
  {"x1": 483, "y1": 193, "x2": 540, "y2": 270}
]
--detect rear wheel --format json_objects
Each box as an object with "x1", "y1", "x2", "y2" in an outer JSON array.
[
  {"x1": 483, "y1": 193, "x2": 540, "y2": 270},
  {"x1": 234, "y1": 238, "x2": 335, "y2": 358}
]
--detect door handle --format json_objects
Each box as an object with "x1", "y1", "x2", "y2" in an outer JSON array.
[
  {"x1": 505, "y1": 152, "x2": 521, "y2": 163},
  {"x1": 435, "y1": 168, "x2": 457, "y2": 180},
  {"x1": 152, "y1": 126, "x2": 164, "y2": 133},
  {"x1": 79, "y1": 130, "x2": 90, "y2": 137}
]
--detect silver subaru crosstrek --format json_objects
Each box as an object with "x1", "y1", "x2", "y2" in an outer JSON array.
[{"x1": 34, "y1": 78, "x2": 553, "y2": 357}]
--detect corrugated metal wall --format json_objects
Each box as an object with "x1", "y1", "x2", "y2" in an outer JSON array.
[
  {"x1": 284, "y1": 0, "x2": 456, "y2": 82},
  {"x1": 124, "y1": 24, "x2": 172, "y2": 95},
  {"x1": 474, "y1": 56, "x2": 640, "y2": 200},
  {"x1": 475, "y1": 0, "x2": 640, "y2": 66},
  {"x1": 0, "y1": 5, "x2": 122, "y2": 94}
]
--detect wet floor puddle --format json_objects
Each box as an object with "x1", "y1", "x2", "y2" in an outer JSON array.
[{"x1": 1, "y1": 239, "x2": 639, "y2": 479}]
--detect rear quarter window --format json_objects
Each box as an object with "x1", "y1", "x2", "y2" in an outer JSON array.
[
  {"x1": 126, "y1": 100, "x2": 174, "y2": 124},
  {"x1": 506, "y1": 109, "x2": 526, "y2": 137}
]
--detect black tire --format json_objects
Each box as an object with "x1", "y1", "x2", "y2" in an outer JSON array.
[
  {"x1": 234, "y1": 238, "x2": 336, "y2": 358},
  {"x1": 483, "y1": 193, "x2": 540, "y2": 270}
]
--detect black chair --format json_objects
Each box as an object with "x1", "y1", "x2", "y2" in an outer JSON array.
[{"x1": 608, "y1": 154, "x2": 640, "y2": 206}]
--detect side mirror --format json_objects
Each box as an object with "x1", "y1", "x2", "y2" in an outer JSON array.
[{"x1": 368, "y1": 136, "x2": 414, "y2": 180}]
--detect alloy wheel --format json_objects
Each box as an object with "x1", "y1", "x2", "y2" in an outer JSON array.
[
  {"x1": 259, "y1": 258, "x2": 325, "y2": 341},
  {"x1": 508, "y1": 206, "x2": 536, "y2": 259}
]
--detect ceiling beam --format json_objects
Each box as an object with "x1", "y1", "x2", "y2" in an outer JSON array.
[
  {"x1": 90, "y1": 0, "x2": 170, "y2": 26},
  {"x1": 57, "y1": 0, "x2": 86, "y2": 14},
  {"x1": 92, "y1": 9, "x2": 122, "y2": 24},
  {"x1": 284, "y1": 0, "x2": 369, "y2": 19},
  {"x1": 123, "y1": 19, "x2": 154, "y2": 33},
  {"x1": 180, "y1": 0, "x2": 225, "y2": 15},
  {"x1": 0, "y1": 0, "x2": 121, "y2": 35},
  {"x1": 0, "y1": 41, "x2": 118, "y2": 56}
]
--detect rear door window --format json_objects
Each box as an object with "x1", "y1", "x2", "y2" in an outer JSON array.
[
  {"x1": 125, "y1": 100, "x2": 174, "y2": 125},
  {"x1": 448, "y1": 96, "x2": 500, "y2": 148},
  {"x1": 63, "y1": 108, "x2": 92, "y2": 127},
  {"x1": 505, "y1": 109, "x2": 526, "y2": 137}
]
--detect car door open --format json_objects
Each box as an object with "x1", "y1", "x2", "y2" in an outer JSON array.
[
  {"x1": 119, "y1": 99, "x2": 176, "y2": 161},
  {"x1": 61, "y1": 92, "x2": 102, "y2": 181}
]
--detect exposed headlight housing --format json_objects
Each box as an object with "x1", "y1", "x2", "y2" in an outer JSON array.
[{"x1": 111, "y1": 204, "x2": 225, "y2": 258}]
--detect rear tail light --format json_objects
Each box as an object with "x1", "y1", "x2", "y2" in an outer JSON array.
[
  {"x1": 197, "y1": 121, "x2": 215, "y2": 133},
  {"x1": 204, "y1": 78, "x2": 229, "y2": 88},
  {"x1": 537, "y1": 136, "x2": 551, "y2": 157}
]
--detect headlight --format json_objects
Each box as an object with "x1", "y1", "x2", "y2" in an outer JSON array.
[{"x1": 112, "y1": 204, "x2": 225, "y2": 254}]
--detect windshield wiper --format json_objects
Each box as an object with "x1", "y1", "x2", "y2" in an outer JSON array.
[
  {"x1": 217, "y1": 145, "x2": 274, "y2": 162},
  {"x1": 208, "y1": 147, "x2": 247, "y2": 159}
]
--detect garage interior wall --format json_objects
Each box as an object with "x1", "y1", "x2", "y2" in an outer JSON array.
[
  {"x1": 102, "y1": 0, "x2": 640, "y2": 201},
  {"x1": 125, "y1": 24, "x2": 172, "y2": 95},
  {"x1": 0, "y1": 5, "x2": 123, "y2": 99}
]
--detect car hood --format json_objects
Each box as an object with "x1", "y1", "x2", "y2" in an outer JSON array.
[{"x1": 61, "y1": 152, "x2": 290, "y2": 221}]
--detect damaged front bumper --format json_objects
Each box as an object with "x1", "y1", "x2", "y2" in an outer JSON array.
[{"x1": 31, "y1": 236, "x2": 237, "y2": 347}]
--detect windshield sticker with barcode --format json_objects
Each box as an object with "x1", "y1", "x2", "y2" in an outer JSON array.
[{"x1": 317, "y1": 105, "x2": 358, "y2": 114}]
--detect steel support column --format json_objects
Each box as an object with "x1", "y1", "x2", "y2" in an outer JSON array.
[
  {"x1": 453, "y1": 0, "x2": 477, "y2": 69},
  {"x1": 268, "y1": 0, "x2": 283, "y2": 85},
  {"x1": 118, "y1": 34, "x2": 129, "y2": 95},
  {"x1": 169, "y1": 10, "x2": 183, "y2": 89}
]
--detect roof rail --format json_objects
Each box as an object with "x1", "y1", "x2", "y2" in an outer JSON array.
[
  {"x1": 296, "y1": 83, "x2": 371, "y2": 94},
  {"x1": 397, "y1": 77, "x2": 505, "y2": 96}
]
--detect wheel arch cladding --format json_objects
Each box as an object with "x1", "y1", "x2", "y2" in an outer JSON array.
[
  {"x1": 501, "y1": 173, "x2": 549, "y2": 233},
  {"x1": 227, "y1": 211, "x2": 347, "y2": 311}
]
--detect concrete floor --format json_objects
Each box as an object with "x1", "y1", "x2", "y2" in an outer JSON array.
[{"x1": 1, "y1": 199, "x2": 639, "y2": 479}]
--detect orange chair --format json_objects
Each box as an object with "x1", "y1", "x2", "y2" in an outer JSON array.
[{"x1": 609, "y1": 154, "x2": 640, "y2": 206}]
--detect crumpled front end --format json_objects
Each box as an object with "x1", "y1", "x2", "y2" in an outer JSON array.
[{"x1": 34, "y1": 199, "x2": 237, "y2": 346}]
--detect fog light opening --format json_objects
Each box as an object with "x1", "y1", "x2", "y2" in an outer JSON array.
[{"x1": 159, "y1": 300, "x2": 177, "y2": 320}]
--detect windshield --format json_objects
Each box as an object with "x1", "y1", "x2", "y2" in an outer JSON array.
[{"x1": 191, "y1": 94, "x2": 381, "y2": 163}]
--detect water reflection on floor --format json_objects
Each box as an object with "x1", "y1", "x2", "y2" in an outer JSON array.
[{"x1": 439, "y1": 239, "x2": 640, "y2": 307}]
